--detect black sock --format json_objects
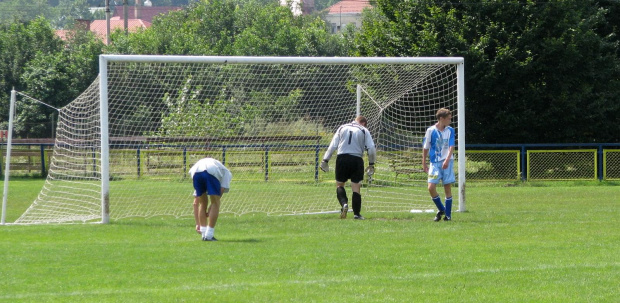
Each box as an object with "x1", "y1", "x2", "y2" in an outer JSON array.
[
  {"x1": 352, "y1": 192, "x2": 361, "y2": 215},
  {"x1": 337, "y1": 186, "x2": 348, "y2": 207}
]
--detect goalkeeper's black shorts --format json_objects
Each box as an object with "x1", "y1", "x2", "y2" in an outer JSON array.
[{"x1": 335, "y1": 154, "x2": 364, "y2": 183}]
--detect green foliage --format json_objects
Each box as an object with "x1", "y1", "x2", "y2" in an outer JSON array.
[
  {"x1": 3, "y1": 0, "x2": 620, "y2": 145},
  {"x1": 0, "y1": 0, "x2": 94, "y2": 28},
  {"x1": 155, "y1": 76, "x2": 323, "y2": 138},
  {"x1": 51, "y1": 0, "x2": 94, "y2": 28},
  {"x1": 0, "y1": 17, "x2": 102, "y2": 137},
  {"x1": 462, "y1": 0, "x2": 620, "y2": 144},
  {"x1": 19, "y1": 22, "x2": 102, "y2": 138},
  {"x1": 107, "y1": 0, "x2": 349, "y2": 139},
  {"x1": 107, "y1": 0, "x2": 346, "y2": 56},
  {"x1": 0, "y1": 0, "x2": 53, "y2": 26},
  {"x1": 158, "y1": 81, "x2": 246, "y2": 137},
  {"x1": 354, "y1": 0, "x2": 620, "y2": 144},
  {"x1": 0, "y1": 18, "x2": 63, "y2": 133},
  {"x1": 352, "y1": 0, "x2": 467, "y2": 57}
]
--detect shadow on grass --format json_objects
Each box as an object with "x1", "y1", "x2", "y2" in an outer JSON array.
[{"x1": 217, "y1": 238, "x2": 261, "y2": 243}]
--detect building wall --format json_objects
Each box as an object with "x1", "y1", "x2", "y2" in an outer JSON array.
[{"x1": 324, "y1": 13, "x2": 362, "y2": 33}]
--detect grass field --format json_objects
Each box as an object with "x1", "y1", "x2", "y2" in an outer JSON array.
[{"x1": 1, "y1": 179, "x2": 619, "y2": 302}]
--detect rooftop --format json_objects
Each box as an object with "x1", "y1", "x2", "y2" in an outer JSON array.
[{"x1": 326, "y1": 0, "x2": 372, "y2": 14}]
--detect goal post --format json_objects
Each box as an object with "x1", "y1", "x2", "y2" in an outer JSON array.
[
  {"x1": 1, "y1": 89, "x2": 16, "y2": 225},
  {"x1": 457, "y1": 62, "x2": 466, "y2": 212},
  {"x1": 99, "y1": 55, "x2": 110, "y2": 224},
  {"x1": 13, "y1": 55, "x2": 465, "y2": 224}
]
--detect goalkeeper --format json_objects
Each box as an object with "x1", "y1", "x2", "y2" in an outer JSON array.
[
  {"x1": 321, "y1": 116, "x2": 376, "y2": 220},
  {"x1": 189, "y1": 157, "x2": 232, "y2": 241}
]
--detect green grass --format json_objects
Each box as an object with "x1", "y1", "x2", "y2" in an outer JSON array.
[{"x1": 1, "y1": 179, "x2": 619, "y2": 302}]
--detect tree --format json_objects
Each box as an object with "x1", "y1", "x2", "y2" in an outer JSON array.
[
  {"x1": 103, "y1": 0, "x2": 348, "y2": 139},
  {"x1": 353, "y1": 0, "x2": 620, "y2": 143},
  {"x1": 461, "y1": 0, "x2": 620, "y2": 143},
  {"x1": 106, "y1": 0, "x2": 346, "y2": 57},
  {"x1": 0, "y1": 0, "x2": 93, "y2": 29},
  {"x1": 52, "y1": 0, "x2": 94, "y2": 29},
  {"x1": 0, "y1": 18, "x2": 64, "y2": 135},
  {"x1": 231, "y1": 1, "x2": 345, "y2": 56},
  {"x1": 0, "y1": 0, "x2": 53, "y2": 25},
  {"x1": 597, "y1": 0, "x2": 620, "y2": 57},
  {"x1": 0, "y1": 18, "x2": 102, "y2": 138},
  {"x1": 18, "y1": 22, "x2": 103, "y2": 138}
]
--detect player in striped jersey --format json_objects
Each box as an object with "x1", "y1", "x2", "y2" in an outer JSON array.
[{"x1": 422, "y1": 108, "x2": 455, "y2": 221}]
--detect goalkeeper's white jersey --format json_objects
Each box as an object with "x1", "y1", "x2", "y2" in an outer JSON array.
[
  {"x1": 189, "y1": 158, "x2": 233, "y2": 192},
  {"x1": 323, "y1": 121, "x2": 376, "y2": 163}
]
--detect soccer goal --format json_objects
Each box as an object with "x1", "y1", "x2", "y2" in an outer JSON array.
[{"x1": 12, "y1": 55, "x2": 465, "y2": 224}]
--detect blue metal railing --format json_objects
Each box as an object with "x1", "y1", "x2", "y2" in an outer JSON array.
[{"x1": 2, "y1": 142, "x2": 620, "y2": 181}]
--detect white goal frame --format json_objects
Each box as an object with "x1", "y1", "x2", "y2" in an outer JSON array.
[{"x1": 97, "y1": 55, "x2": 466, "y2": 224}]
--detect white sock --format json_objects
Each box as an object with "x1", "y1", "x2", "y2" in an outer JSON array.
[
  {"x1": 200, "y1": 226, "x2": 207, "y2": 237},
  {"x1": 206, "y1": 226, "x2": 215, "y2": 239}
]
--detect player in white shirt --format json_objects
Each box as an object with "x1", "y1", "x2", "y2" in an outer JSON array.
[
  {"x1": 189, "y1": 157, "x2": 232, "y2": 241},
  {"x1": 422, "y1": 108, "x2": 455, "y2": 221},
  {"x1": 320, "y1": 116, "x2": 376, "y2": 219}
]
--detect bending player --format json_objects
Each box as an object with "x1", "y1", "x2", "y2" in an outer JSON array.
[{"x1": 189, "y1": 157, "x2": 232, "y2": 241}]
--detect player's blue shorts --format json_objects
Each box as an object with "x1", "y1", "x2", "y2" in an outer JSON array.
[
  {"x1": 427, "y1": 160, "x2": 455, "y2": 184},
  {"x1": 193, "y1": 171, "x2": 222, "y2": 196}
]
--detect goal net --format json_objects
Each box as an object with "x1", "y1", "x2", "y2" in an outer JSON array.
[{"x1": 14, "y1": 56, "x2": 465, "y2": 224}]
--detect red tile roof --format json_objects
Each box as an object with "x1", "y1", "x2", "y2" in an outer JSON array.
[
  {"x1": 90, "y1": 19, "x2": 151, "y2": 43},
  {"x1": 54, "y1": 6, "x2": 177, "y2": 44},
  {"x1": 55, "y1": 19, "x2": 150, "y2": 44},
  {"x1": 327, "y1": 0, "x2": 372, "y2": 14},
  {"x1": 56, "y1": 29, "x2": 70, "y2": 41}
]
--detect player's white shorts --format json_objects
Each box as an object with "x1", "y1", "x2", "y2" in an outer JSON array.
[{"x1": 427, "y1": 160, "x2": 455, "y2": 184}]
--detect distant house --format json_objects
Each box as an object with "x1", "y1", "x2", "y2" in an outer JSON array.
[
  {"x1": 56, "y1": 19, "x2": 150, "y2": 45},
  {"x1": 324, "y1": 0, "x2": 372, "y2": 33},
  {"x1": 112, "y1": 5, "x2": 182, "y2": 23},
  {"x1": 55, "y1": 5, "x2": 181, "y2": 44},
  {"x1": 91, "y1": 19, "x2": 152, "y2": 43}
]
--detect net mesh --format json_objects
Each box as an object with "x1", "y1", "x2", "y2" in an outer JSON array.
[{"x1": 16, "y1": 57, "x2": 461, "y2": 224}]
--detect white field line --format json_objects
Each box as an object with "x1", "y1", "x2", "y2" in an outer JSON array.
[{"x1": 2, "y1": 262, "x2": 618, "y2": 300}]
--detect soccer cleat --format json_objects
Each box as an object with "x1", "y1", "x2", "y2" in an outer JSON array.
[
  {"x1": 202, "y1": 236, "x2": 218, "y2": 241},
  {"x1": 443, "y1": 216, "x2": 451, "y2": 221},
  {"x1": 434, "y1": 211, "x2": 444, "y2": 222},
  {"x1": 340, "y1": 203, "x2": 348, "y2": 219},
  {"x1": 354, "y1": 215, "x2": 365, "y2": 220}
]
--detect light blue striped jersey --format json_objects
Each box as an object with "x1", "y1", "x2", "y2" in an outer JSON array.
[{"x1": 422, "y1": 125, "x2": 455, "y2": 163}]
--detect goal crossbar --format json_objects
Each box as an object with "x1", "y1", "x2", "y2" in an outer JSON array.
[{"x1": 101, "y1": 55, "x2": 464, "y2": 65}]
